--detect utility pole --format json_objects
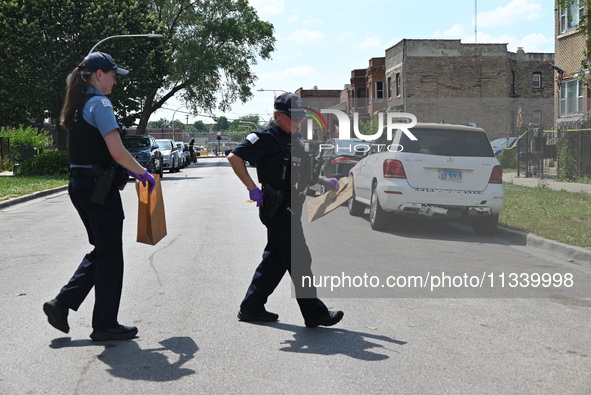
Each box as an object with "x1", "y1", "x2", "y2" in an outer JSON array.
[{"x1": 475, "y1": 0, "x2": 478, "y2": 44}]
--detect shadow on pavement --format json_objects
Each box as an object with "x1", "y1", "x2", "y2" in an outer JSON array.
[
  {"x1": 247, "y1": 322, "x2": 406, "y2": 360},
  {"x1": 49, "y1": 336, "x2": 198, "y2": 381}
]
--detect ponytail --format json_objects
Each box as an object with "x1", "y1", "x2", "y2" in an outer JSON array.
[{"x1": 60, "y1": 64, "x2": 93, "y2": 131}]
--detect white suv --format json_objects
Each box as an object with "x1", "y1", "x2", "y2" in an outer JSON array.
[{"x1": 348, "y1": 123, "x2": 504, "y2": 234}]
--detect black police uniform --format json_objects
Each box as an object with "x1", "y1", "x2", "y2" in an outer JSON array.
[
  {"x1": 232, "y1": 121, "x2": 329, "y2": 320},
  {"x1": 55, "y1": 93, "x2": 126, "y2": 331}
]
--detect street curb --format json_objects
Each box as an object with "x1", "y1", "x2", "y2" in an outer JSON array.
[
  {"x1": 496, "y1": 226, "x2": 591, "y2": 267},
  {"x1": 0, "y1": 185, "x2": 68, "y2": 209}
]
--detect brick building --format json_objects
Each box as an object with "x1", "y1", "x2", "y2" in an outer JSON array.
[
  {"x1": 294, "y1": 87, "x2": 341, "y2": 141},
  {"x1": 383, "y1": 39, "x2": 555, "y2": 139},
  {"x1": 551, "y1": 1, "x2": 591, "y2": 178},
  {"x1": 554, "y1": 0, "x2": 587, "y2": 125}
]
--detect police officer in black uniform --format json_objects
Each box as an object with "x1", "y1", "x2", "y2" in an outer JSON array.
[
  {"x1": 228, "y1": 92, "x2": 344, "y2": 327},
  {"x1": 43, "y1": 52, "x2": 155, "y2": 341}
]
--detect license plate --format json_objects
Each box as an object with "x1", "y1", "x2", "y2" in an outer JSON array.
[{"x1": 439, "y1": 169, "x2": 462, "y2": 182}]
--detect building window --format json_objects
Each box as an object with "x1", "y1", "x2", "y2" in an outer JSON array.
[
  {"x1": 387, "y1": 77, "x2": 392, "y2": 99},
  {"x1": 533, "y1": 72, "x2": 542, "y2": 89},
  {"x1": 376, "y1": 81, "x2": 384, "y2": 101},
  {"x1": 395, "y1": 73, "x2": 401, "y2": 97},
  {"x1": 510, "y1": 71, "x2": 516, "y2": 95},
  {"x1": 560, "y1": 0, "x2": 584, "y2": 33},
  {"x1": 560, "y1": 79, "x2": 583, "y2": 116},
  {"x1": 532, "y1": 110, "x2": 542, "y2": 126}
]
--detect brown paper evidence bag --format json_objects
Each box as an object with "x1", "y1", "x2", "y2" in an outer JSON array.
[{"x1": 135, "y1": 174, "x2": 167, "y2": 245}]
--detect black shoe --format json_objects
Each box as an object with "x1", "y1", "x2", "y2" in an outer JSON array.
[
  {"x1": 237, "y1": 309, "x2": 279, "y2": 322},
  {"x1": 305, "y1": 310, "x2": 344, "y2": 328},
  {"x1": 43, "y1": 299, "x2": 70, "y2": 334},
  {"x1": 90, "y1": 325, "x2": 138, "y2": 341}
]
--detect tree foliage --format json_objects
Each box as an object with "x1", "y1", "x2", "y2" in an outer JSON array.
[
  {"x1": 137, "y1": 0, "x2": 275, "y2": 134},
  {"x1": 0, "y1": 0, "x2": 163, "y2": 126},
  {"x1": 0, "y1": 0, "x2": 275, "y2": 135}
]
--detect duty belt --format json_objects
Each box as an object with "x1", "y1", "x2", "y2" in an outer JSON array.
[{"x1": 68, "y1": 167, "x2": 96, "y2": 177}]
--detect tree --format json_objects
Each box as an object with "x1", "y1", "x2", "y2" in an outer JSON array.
[
  {"x1": 213, "y1": 116, "x2": 229, "y2": 131},
  {"x1": 0, "y1": 0, "x2": 275, "y2": 135},
  {"x1": 193, "y1": 120, "x2": 207, "y2": 133},
  {"x1": 148, "y1": 118, "x2": 171, "y2": 129},
  {"x1": 0, "y1": 0, "x2": 162, "y2": 126},
  {"x1": 134, "y1": 0, "x2": 275, "y2": 134}
]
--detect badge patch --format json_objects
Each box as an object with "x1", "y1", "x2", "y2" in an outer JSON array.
[
  {"x1": 101, "y1": 99, "x2": 112, "y2": 108},
  {"x1": 246, "y1": 133, "x2": 259, "y2": 144}
]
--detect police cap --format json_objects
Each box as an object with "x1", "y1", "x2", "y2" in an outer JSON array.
[
  {"x1": 274, "y1": 92, "x2": 306, "y2": 120},
  {"x1": 81, "y1": 51, "x2": 129, "y2": 75}
]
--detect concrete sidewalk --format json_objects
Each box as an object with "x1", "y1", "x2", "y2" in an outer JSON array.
[{"x1": 503, "y1": 172, "x2": 591, "y2": 194}]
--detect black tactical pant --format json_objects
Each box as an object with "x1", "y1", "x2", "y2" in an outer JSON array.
[
  {"x1": 240, "y1": 204, "x2": 328, "y2": 320},
  {"x1": 56, "y1": 175, "x2": 125, "y2": 330}
]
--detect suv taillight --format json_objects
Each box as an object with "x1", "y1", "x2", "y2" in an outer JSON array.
[
  {"x1": 383, "y1": 159, "x2": 406, "y2": 179},
  {"x1": 489, "y1": 165, "x2": 503, "y2": 184},
  {"x1": 331, "y1": 156, "x2": 358, "y2": 165}
]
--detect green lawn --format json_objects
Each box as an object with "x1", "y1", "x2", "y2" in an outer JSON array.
[
  {"x1": 500, "y1": 183, "x2": 591, "y2": 249},
  {"x1": 0, "y1": 175, "x2": 68, "y2": 202}
]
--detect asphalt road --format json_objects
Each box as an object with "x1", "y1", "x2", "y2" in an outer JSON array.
[{"x1": 0, "y1": 158, "x2": 590, "y2": 394}]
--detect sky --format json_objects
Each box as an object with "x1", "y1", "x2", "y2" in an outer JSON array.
[{"x1": 150, "y1": 0, "x2": 556, "y2": 126}]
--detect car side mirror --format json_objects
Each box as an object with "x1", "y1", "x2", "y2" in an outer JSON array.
[{"x1": 153, "y1": 144, "x2": 159, "y2": 149}]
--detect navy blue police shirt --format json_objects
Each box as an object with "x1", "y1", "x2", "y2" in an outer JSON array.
[{"x1": 231, "y1": 121, "x2": 290, "y2": 166}]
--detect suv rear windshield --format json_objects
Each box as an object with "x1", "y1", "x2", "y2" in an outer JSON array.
[
  {"x1": 400, "y1": 128, "x2": 494, "y2": 157},
  {"x1": 123, "y1": 137, "x2": 151, "y2": 150}
]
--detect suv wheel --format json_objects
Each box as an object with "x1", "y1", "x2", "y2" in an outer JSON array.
[
  {"x1": 369, "y1": 183, "x2": 389, "y2": 230},
  {"x1": 472, "y1": 214, "x2": 499, "y2": 235},
  {"x1": 348, "y1": 178, "x2": 365, "y2": 216},
  {"x1": 147, "y1": 161, "x2": 157, "y2": 175}
]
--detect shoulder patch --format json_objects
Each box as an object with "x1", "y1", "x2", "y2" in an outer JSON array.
[
  {"x1": 101, "y1": 99, "x2": 112, "y2": 108},
  {"x1": 246, "y1": 133, "x2": 259, "y2": 144}
]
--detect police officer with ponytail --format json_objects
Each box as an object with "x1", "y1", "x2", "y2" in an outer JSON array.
[
  {"x1": 43, "y1": 52, "x2": 155, "y2": 341},
  {"x1": 228, "y1": 92, "x2": 344, "y2": 328}
]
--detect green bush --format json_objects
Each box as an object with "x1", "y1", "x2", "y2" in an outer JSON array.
[
  {"x1": 556, "y1": 133, "x2": 578, "y2": 180},
  {"x1": 18, "y1": 150, "x2": 69, "y2": 176},
  {"x1": 0, "y1": 126, "x2": 53, "y2": 148},
  {"x1": 497, "y1": 148, "x2": 517, "y2": 169}
]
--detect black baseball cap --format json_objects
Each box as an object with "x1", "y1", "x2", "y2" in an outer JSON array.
[
  {"x1": 274, "y1": 92, "x2": 306, "y2": 120},
  {"x1": 81, "y1": 51, "x2": 129, "y2": 75}
]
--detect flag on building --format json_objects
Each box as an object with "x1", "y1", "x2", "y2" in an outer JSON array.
[
  {"x1": 516, "y1": 104, "x2": 523, "y2": 128},
  {"x1": 545, "y1": 60, "x2": 566, "y2": 93}
]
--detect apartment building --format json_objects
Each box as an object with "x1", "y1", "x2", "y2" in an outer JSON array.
[
  {"x1": 555, "y1": 0, "x2": 587, "y2": 124},
  {"x1": 383, "y1": 39, "x2": 555, "y2": 139}
]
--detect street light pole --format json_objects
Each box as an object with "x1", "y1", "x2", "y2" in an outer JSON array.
[
  {"x1": 87, "y1": 33, "x2": 164, "y2": 55},
  {"x1": 257, "y1": 88, "x2": 287, "y2": 94}
]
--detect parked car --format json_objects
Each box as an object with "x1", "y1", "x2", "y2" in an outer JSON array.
[
  {"x1": 195, "y1": 146, "x2": 208, "y2": 157},
  {"x1": 175, "y1": 141, "x2": 188, "y2": 168},
  {"x1": 156, "y1": 139, "x2": 180, "y2": 173},
  {"x1": 348, "y1": 123, "x2": 504, "y2": 234},
  {"x1": 317, "y1": 138, "x2": 367, "y2": 194},
  {"x1": 490, "y1": 137, "x2": 518, "y2": 155},
  {"x1": 122, "y1": 135, "x2": 163, "y2": 176}
]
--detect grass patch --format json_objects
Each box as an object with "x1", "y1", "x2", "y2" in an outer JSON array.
[
  {"x1": 0, "y1": 175, "x2": 68, "y2": 202},
  {"x1": 500, "y1": 183, "x2": 591, "y2": 249}
]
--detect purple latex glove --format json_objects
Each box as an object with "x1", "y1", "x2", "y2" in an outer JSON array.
[
  {"x1": 323, "y1": 177, "x2": 340, "y2": 191},
  {"x1": 249, "y1": 187, "x2": 264, "y2": 207},
  {"x1": 128, "y1": 169, "x2": 156, "y2": 193}
]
